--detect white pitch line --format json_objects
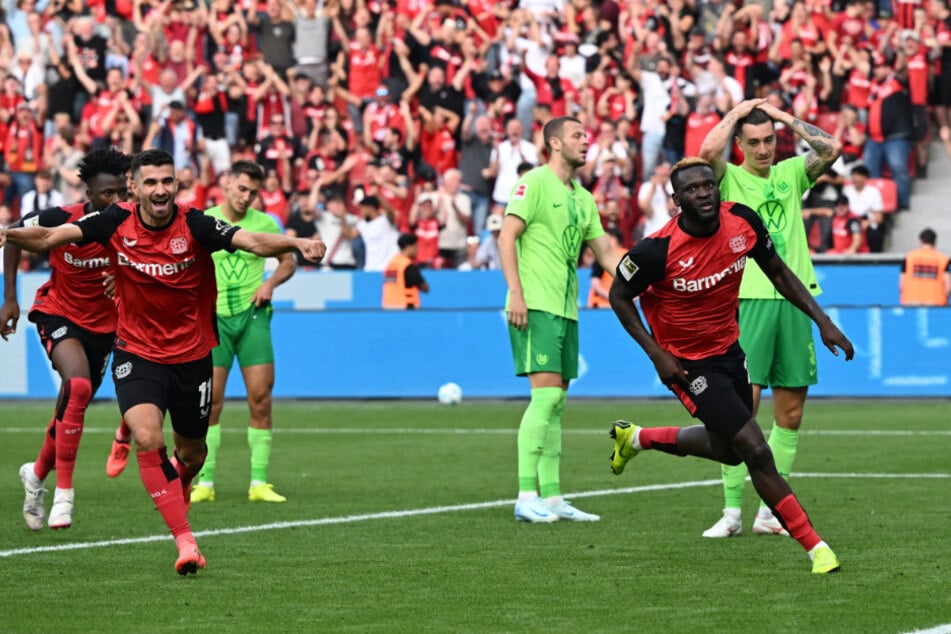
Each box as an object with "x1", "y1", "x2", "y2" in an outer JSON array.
[
  {"x1": 903, "y1": 626, "x2": 951, "y2": 634},
  {"x1": 2, "y1": 427, "x2": 951, "y2": 437},
  {"x1": 1, "y1": 473, "x2": 947, "y2": 559}
]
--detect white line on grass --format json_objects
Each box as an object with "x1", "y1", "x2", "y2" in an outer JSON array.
[
  {"x1": 1, "y1": 472, "x2": 948, "y2": 559},
  {"x1": 903, "y1": 626, "x2": 951, "y2": 634},
  {"x1": 3, "y1": 427, "x2": 951, "y2": 436}
]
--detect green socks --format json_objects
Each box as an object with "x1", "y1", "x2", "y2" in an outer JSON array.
[
  {"x1": 767, "y1": 424, "x2": 799, "y2": 480},
  {"x1": 248, "y1": 427, "x2": 273, "y2": 485},
  {"x1": 720, "y1": 422, "x2": 800, "y2": 511},
  {"x1": 517, "y1": 387, "x2": 564, "y2": 495},
  {"x1": 537, "y1": 390, "x2": 566, "y2": 499},
  {"x1": 197, "y1": 423, "x2": 222, "y2": 486}
]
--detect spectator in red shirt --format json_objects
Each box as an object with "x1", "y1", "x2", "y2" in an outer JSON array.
[
  {"x1": 409, "y1": 189, "x2": 444, "y2": 268},
  {"x1": 827, "y1": 194, "x2": 868, "y2": 255},
  {"x1": 4, "y1": 103, "x2": 43, "y2": 211}
]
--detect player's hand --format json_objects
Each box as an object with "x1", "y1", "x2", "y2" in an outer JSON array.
[
  {"x1": 652, "y1": 350, "x2": 690, "y2": 388},
  {"x1": 298, "y1": 236, "x2": 327, "y2": 263},
  {"x1": 0, "y1": 298, "x2": 20, "y2": 341},
  {"x1": 818, "y1": 320, "x2": 855, "y2": 361},
  {"x1": 251, "y1": 283, "x2": 274, "y2": 307},
  {"x1": 506, "y1": 293, "x2": 528, "y2": 330},
  {"x1": 101, "y1": 271, "x2": 116, "y2": 300},
  {"x1": 731, "y1": 98, "x2": 766, "y2": 119}
]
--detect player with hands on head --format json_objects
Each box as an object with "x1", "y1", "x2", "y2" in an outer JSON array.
[
  {"x1": 697, "y1": 96, "x2": 843, "y2": 538},
  {"x1": 607, "y1": 158, "x2": 853, "y2": 574}
]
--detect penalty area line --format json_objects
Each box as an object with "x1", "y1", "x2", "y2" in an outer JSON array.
[{"x1": 2, "y1": 472, "x2": 948, "y2": 559}]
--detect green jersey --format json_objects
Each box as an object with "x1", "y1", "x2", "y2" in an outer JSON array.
[
  {"x1": 205, "y1": 206, "x2": 281, "y2": 317},
  {"x1": 504, "y1": 165, "x2": 604, "y2": 320},
  {"x1": 720, "y1": 157, "x2": 822, "y2": 299}
]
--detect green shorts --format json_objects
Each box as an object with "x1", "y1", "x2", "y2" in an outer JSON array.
[
  {"x1": 212, "y1": 304, "x2": 275, "y2": 370},
  {"x1": 738, "y1": 298, "x2": 817, "y2": 388},
  {"x1": 508, "y1": 310, "x2": 579, "y2": 379}
]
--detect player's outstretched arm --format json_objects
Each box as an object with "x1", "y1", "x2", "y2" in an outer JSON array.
[
  {"x1": 761, "y1": 255, "x2": 854, "y2": 360},
  {"x1": 609, "y1": 277, "x2": 689, "y2": 387},
  {"x1": 1, "y1": 242, "x2": 21, "y2": 340},
  {"x1": 698, "y1": 98, "x2": 765, "y2": 181},
  {"x1": 231, "y1": 229, "x2": 327, "y2": 263},
  {"x1": 2, "y1": 224, "x2": 84, "y2": 254}
]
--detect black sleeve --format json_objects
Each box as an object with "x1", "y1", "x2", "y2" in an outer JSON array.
[
  {"x1": 186, "y1": 208, "x2": 240, "y2": 253},
  {"x1": 74, "y1": 204, "x2": 130, "y2": 245},
  {"x1": 16, "y1": 207, "x2": 72, "y2": 229},
  {"x1": 846, "y1": 217, "x2": 862, "y2": 234},
  {"x1": 404, "y1": 264, "x2": 425, "y2": 288},
  {"x1": 615, "y1": 236, "x2": 669, "y2": 297},
  {"x1": 729, "y1": 202, "x2": 776, "y2": 269}
]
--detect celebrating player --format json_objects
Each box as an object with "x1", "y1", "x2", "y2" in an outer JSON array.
[
  {"x1": 0, "y1": 149, "x2": 326, "y2": 575},
  {"x1": 2, "y1": 148, "x2": 131, "y2": 531},
  {"x1": 606, "y1": 158, "x2": 853, "y2": 574}
]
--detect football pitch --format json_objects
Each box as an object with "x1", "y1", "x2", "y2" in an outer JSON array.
[{"x1": 1, "y1": 398, "x2": 949, "y2": 633}]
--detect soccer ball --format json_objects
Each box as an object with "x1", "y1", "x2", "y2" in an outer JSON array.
[{"x1": 437, "y1": 382, "x2": 463, "y2": 405}]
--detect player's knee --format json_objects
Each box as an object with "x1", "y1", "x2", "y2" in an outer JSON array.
[
  {"x1": 64, "y1": 377, "x2": 94, "y2": 408},
  {"x1": 529, "y1": 387, "x2": 563, "y2": 418},
  {"x1": 741, "y1": 442, "x2": 775, "y2": 473}
]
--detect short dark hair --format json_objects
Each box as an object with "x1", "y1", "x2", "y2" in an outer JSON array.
[
  {"x1": 735, "y1": 108, "x2": 773, "y2": 139},
  {"x1": 359, "y1": 195, "x2": 380, "y2": 209},
  {"x1": 398, "y1": 233, "x2": 418, "y2": 249},
  {"x1": 230, "y1": 160, "x2": 265, "y2": 182},
  {"x1": 920, "y1": 228, "x2": 937, "y2": 246},
  {"x1": 131, "y1": 149, "x2": 174, "y2": 178},
  {"x1": 850, "y1": 164, "x2": 870, "y2": 178},
  {"x1": 542, "y1": 116, "x2": 581, "y2": 154},
  {"x1": 78, "y1": 148, "x2": 132, "y2": 185}
]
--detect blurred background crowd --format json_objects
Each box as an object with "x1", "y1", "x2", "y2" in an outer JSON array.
[{"x1": 0, "y1": 0, "x2": 949, "y2": 271}]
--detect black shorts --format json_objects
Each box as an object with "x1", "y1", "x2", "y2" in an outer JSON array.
[
  {"x1": 668, "y1": 342, "x2": 754, "y2": 437},
  {"x1": 30, "y1": 311, "x2": 116, "y2": 393},
  {"x1": 936, "y1": 73, "x2": 951, "y2": 107},
  {"x1": 112, "y1": 349, "x2": 213, "y2": 439}
]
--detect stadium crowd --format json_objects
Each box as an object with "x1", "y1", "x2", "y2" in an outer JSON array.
[{"x1": 1, "y1": 0, "x2": 950, "y2": 269}]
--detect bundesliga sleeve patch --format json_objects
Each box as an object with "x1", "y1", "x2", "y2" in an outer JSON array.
[
  {"x1": 23, "y1": 216, "x2": 40, "y2": 227},
  {"x1": 618, "y1": 255, "x2": 639, "y2": 281},
  {"x1": 512, "y1": 183, "x2": 527, "y2": 200}
]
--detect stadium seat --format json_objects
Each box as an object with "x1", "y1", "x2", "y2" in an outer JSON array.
[{"x1": 865, "y1": 177, "x2": 898, "y2": 213}]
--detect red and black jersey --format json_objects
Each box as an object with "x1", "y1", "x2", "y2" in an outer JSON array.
[
  {"x1": 75, "y1": 203, "x2": 239, "y2": 364},
  {"x1": 19, "y1": 203, "x2": 117, "y2": 335},
  {"x1": 615, "y1": 202, "x2": 775, "y2": 360}
]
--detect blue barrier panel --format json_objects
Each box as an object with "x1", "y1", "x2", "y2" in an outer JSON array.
[{"x1": 3, "y1": 304, "x2": 947, "y2": 399}]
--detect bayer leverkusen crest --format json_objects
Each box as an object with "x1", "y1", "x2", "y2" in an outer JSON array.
[
  {"x1": 729, "y1": 235, "x2": 747, "y2": 253},
  {"x1": 170, "y1": 237, "x2": 188, "y2": 255}
]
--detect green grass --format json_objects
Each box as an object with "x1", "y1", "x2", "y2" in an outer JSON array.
[{"x1": 1, "y1": 399, "x2": 949, "y2": 633}]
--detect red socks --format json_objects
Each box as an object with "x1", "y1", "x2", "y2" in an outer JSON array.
[
  {"x1": 137, "y1": 447, "x2": 192, "y2": 539},
  {"x1": 34, "y1": 418, "x2": 57, "y2": 481},
  {"x1": 638, "y1": 427, "x2": 686, "y2": 456},
  {"x1": 53, "y1": 377, "x2": 92, "y2": 489},
  {"x1": 774, "y1": 494, "x2": 822, "y2": 552},
  {"x1": 117, "y1": 418, "x2": 132, "y2": 442}
]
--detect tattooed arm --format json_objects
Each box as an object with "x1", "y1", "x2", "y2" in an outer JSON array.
[{"x1": 758, "y1": 101, "x2": 843, "y2": 182}]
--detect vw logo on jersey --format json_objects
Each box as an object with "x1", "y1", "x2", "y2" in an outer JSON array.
[
  {"x1": 757, "y1": 200, "x2": 786, "y2": 233},
  {"x1": 562, "y1": 225, "x2": 582, "y2": 257}
]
